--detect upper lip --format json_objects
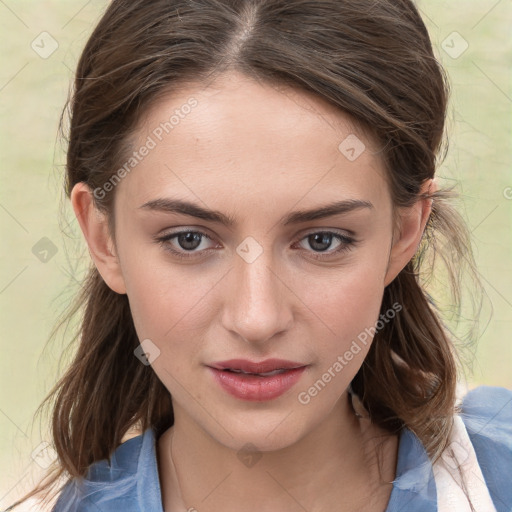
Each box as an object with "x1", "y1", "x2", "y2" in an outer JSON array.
[{"x1": 208, "y1": 358, "x2": 307, "y2": 373}]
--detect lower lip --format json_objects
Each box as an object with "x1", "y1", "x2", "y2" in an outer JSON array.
[{"x1": 207, "y1": 366, "x2": 307, "y2": 401}]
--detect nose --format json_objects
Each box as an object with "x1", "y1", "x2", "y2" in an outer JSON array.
[{"x1": 220, "y1": 244, "x2": 293, "y2": 345}]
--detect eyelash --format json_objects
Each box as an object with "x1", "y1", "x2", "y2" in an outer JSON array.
[{"x1": 154, "y1": 229, "x2": 357, "y2": 261}]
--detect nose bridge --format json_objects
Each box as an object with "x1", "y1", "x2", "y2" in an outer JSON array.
[{"x1": 222, "y1": 237, "x2": 291, "y2": 344}]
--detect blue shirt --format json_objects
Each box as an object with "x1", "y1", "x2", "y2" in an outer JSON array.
[{"x1": 52, "y1": 386, "x2": 512, "y2": 511}]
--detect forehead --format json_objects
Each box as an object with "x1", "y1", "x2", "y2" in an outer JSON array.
[
  {"x1": 136, "y1": 72, "x2": 377, "y2": 154},
  {"x1": 117, "y1": 72, "x2": 388, "y2": 213}
]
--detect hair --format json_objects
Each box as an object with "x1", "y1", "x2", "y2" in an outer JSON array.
[{"x1": 9, "y1": 0, "x2": 485, "y2": 509}]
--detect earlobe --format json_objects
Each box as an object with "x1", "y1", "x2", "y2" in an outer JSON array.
[
  {"x1": 70, "y1": 182, "x2": 127, "y2": 295},
  {"x1": 383, "y1": 178, "x2": 436, "y2": 287}
]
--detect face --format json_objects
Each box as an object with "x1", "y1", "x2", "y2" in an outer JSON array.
[{"x1": 76, "y1": 71, "x2": 426, "y2": 452}]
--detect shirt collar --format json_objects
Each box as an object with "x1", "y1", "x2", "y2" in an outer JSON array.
[{"x1": 385, "y1": 427, "x2": 437, "y2": 512}]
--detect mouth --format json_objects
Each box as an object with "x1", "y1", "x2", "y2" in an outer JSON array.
[{"x1": 206, "y1": 359, "x2": 309, "y2": 401}]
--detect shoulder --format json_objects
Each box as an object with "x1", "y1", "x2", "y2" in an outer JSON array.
[
  {"x1": 460, "y1": 385, "x2": 512, "y2": 441},
  {"x1": 51, "y1": 428, "x2": 163, "y2": 512},
  {"x1": 460, "y1": 385, "x2": 512, "y2": 512}
]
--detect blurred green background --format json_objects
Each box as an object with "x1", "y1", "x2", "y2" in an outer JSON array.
[{"x1": 1, "y1": 0, "x2": 511, "y2": 508}]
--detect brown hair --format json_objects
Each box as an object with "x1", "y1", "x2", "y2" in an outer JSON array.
[{"x1": 9, "y1": 0, "x2": 483, "y2": 508}]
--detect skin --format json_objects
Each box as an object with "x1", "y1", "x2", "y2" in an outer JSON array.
[{"x1": 72, "y1": 71, "x2": 435, "y2": 512}]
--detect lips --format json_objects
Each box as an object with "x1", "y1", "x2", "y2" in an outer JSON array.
[{"x1": 206, "y1": 358, "x2": 309, "y2": 401}]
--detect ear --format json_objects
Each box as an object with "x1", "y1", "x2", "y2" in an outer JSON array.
[
  {"x1": 70, "y1": 182, "x2": 127, "y2": 294},
  {"x1": 383, "y1": 178, "x2": 436, "y2": 287}
]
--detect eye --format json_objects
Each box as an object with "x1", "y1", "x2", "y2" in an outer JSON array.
[
  {"x1": 154, "y1": 229, "x2": 217, "y2": 259},
  {"x1": 294, "y1": 231, "x2": 356, "y2": 259},
  {"x1": 154, "y1": 229, "x2": 357, "y2": 261}
]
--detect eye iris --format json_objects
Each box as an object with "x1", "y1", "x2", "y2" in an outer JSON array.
[
  {"x1": 178, "y1": 232, "x2": 202, "y2": 250},
  {"x1": 309, "y1": 233, "x2": 333, "y2": 252}
]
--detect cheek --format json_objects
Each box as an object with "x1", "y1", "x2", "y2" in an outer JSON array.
[
  {"x1": 302, "y1": 256, "x2": 386, "y2": 337},
  {"x1": 328, "y1": 272, "x2": 384, "y2": 335},
  {"x1": 296, "y1": 257, "x2": 387, "y2": 390},
  {"x1": 122, "y1": 256, "x2": 218, "y2": 363}
]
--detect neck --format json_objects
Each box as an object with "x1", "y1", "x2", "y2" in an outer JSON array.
[{"x1": 157, "y1": 392, "x2": 397, "y2": 512}]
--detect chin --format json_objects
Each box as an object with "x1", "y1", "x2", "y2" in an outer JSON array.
[{"x1": 210, "y1": 413, "x2": 307, "y2": 453}]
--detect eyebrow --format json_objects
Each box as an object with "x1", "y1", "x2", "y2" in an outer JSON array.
[{"x1": 138, "y1": 197, "x2": 374, "y2": 227}]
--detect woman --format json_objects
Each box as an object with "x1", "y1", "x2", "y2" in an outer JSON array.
[{"x1": 7, "y1": 0, "x2": 511, "y2": 511}]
